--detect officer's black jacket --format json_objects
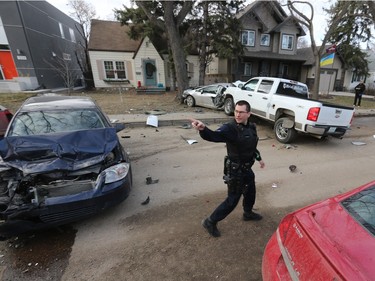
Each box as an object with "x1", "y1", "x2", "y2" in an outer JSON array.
[{"x1": 199, "y1": 120, "x2": 262, "y2": 164}]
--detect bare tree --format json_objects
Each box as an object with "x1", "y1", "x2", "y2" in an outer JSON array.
[
  {"x1": 286, "y1": 0, "x2": 353, "y2": 99},
  {"x1": 68, "y1": 0, "x2": 96, "y2": 89},
  {"x1": 45, "y1": 54, "x2": 81, "y2": 95}
]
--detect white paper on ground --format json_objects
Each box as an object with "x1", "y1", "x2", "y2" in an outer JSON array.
[
  {"x1": 146, "y1": 115, "x2": 158, "y2": 127},
  {"x1": 351, "y1": 141, "x2": 366, "y2": 146},
  {"x1": 186, "y1": 139, "x2": 197, "y2": 145}
]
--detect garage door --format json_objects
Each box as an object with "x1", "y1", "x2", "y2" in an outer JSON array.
[{"x1": 319, "y1": 69, "x2": 337, "y2": 93}]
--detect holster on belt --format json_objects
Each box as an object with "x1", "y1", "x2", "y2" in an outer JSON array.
[{"x1": 223, "y1": 156, "x2": 254, "y2": 193}]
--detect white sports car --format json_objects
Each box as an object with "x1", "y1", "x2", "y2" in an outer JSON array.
[{"x1": 182, "y1": 83, "x2": 236, "y2": 109}]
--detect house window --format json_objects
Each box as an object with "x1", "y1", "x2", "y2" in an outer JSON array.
[
  {"x1": 281, "y1": 34, "x2": 294, "y2": 50},
  {"x1": 260, "y1": 34, "x2": 270, "y2": 46},
  {"x1": 244, "y1": 63, "x2": 252, "y2": 75},
  {"x1": 69, "y1": 28, "x2": 76, "y2": 43},
  {"x1": 241, "y1": 30, "x2": 255, "y2": 47},
  {"x1": 104, "y1": 61, "x2": 127, "y2": 80},
  {"x1": 59, "y1": 22, "x2": 65, "y2": 39},
  {"x1": 351, "y1": 73, "x2": 365, "y2": 83},
  {"x1": 116, "y1": 61, "x2": 126, "y2": 79}
]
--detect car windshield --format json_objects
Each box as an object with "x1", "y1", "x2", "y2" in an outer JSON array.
[
  {"x1": 341, "y1": 185, "x2": 375, "y2": 235},
  {"x1": 8, "y1": 109, "x2": 106, "y2": 136}
]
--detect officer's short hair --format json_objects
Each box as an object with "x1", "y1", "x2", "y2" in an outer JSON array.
[{"x1": 236, "y1": 100, "x2": 251, "y2": 112}]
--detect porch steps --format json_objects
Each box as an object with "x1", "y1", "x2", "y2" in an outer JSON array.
[{"x1": 136, "y1": 86, "x2": 166, "y2": 94}]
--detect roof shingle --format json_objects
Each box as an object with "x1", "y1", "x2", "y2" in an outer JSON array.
[{"x1": 88, "y1": 19, "x2": 141, "y2": 52}]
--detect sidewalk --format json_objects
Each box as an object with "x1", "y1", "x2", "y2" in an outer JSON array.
[{"x1": 109, "y1": 110, "x2": 233, "y2": 128}]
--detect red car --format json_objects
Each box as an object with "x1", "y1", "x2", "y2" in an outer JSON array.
[
  {"x1": 262, "y1": 180, "x2": 375, "y2": 280},
  {"x1": 0, "y1": 105, "x2": 13, "y2": 138}
]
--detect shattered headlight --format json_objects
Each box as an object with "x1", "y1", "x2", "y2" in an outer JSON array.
[{"x1": 100, "y1": 163, "x2": 130, "y2": 184}]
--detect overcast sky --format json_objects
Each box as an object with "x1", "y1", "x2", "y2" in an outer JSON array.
[
  {"x1": 47, "y1": 0, "x2": 331, "y2": 45},
  {"x1": 47, "y1": 0, "x2": 132, "y2": 20}
]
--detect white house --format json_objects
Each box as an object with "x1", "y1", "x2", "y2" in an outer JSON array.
[{"x1": 89, "y1": 20, "x2": 170, "y2": 91}]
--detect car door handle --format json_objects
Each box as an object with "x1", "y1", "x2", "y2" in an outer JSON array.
[
  {"x1": 248, "y1": 94, "x2": 252, "y2": 97},
  {"x1": 262, "y1": 97, "x2": 268, "y2": 100}
]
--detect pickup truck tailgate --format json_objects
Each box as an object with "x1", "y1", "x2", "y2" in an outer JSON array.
[{"x1": 316, "y1": 104, "x2": 354, "y2": 127}]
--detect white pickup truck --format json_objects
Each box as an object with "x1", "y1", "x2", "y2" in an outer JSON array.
[{"x1": 223, "y1": 77, "x2": 355, "y2": 143}]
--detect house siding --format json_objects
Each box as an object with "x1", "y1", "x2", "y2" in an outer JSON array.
[
  {"x1": 134, "y1": 38, "x2": 166, "y2": 88},
  {"x1": 186, "y1": 55, "x2": 199, "y2": 87}
]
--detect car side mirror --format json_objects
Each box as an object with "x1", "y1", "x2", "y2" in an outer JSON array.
[{"x1": 113, "y1": 122, "x2": 125, "y2": 132}]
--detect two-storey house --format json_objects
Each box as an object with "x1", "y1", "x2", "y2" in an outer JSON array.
[{"x1": 205, "y1": 0, "x2": 306, "y2": 85}]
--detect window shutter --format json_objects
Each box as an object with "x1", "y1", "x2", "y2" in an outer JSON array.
[
  {"x1": 126, "y1": 61, "x2": 133, "y2": 80},
  {"x1": 97, "y1": 60, "x2": 104, "y2": 80}
]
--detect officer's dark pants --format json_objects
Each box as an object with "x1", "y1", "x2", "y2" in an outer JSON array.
[{"x1": 209, "y1": 169, "x2": 256, "y2": 222}]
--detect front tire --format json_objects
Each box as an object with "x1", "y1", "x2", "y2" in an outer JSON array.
[
  {"x1": 224, "y1": 98, "x2": 234, "y2": 116},
  {"x1": 274, "y1": 117, "x2": 297, "y2": 143},
  {"x1": 186, "y1": 96, "x2": 195, "y2": 107}
]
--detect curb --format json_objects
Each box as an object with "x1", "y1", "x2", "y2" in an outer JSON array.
[{"x1": 123, "y1": 117, "x2": 233, "y2": 128}]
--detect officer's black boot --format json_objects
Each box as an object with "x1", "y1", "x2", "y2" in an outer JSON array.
[
  {"x1": 243, "y1": 211, "x2": 263, "y2": 221},
  {"x1": 202, "y1": 217, "x2": 221, "y2": 237}
]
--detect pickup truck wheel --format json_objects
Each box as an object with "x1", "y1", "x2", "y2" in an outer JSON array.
[
  {"x1": 186, "y1": 96, "x2": 195, "y2": 107},
  {"x1": 274, "y1": 117, "x2": 297, "y2": 143},
  {"x1": 224, "y1": 98, "x2": 234, "y2": 116}
]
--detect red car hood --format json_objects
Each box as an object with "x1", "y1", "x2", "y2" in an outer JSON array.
[{"x1": 285, "y1": 197, "x2": 375, "y2": 280}]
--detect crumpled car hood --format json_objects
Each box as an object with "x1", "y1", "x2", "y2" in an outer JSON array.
[{"x1": 0, "y1": 128, "x2": 118, "y2": 174}]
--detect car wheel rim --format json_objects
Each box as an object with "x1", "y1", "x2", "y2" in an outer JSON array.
[
  {"x1": 276, "y1": 123, "x2": 288, "y2": 140},
  {"x1": 225, "y1": 99, "x2": 233, "y2": 113},
  {"x1": 186, "y1": 96, "x2": 194, "y2": 107}
]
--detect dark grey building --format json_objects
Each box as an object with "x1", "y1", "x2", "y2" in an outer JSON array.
[{"x1": 0, "y1": 0, "x2": 85, "y2": 92}]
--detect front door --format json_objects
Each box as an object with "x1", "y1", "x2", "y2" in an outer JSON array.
[{"x1": 143, "y1": 59, "x2": 157, "y2": 86}]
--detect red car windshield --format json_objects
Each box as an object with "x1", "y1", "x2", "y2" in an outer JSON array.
[{"x1": 341, "y1": 185, "x2": 375, "y2": 235}]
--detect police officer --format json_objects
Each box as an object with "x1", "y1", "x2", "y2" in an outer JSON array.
[{"x1": 190, "y1": 100, "x2": 265, "y2": 238}]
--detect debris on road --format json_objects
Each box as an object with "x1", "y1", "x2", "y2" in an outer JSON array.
[
  {"x1": 284, "y1": 144, "x2": 297, "y2": 149},
  {"x1": 289, "y1": 165, "x2": 297, "y2": 172},
  {"x1": 180, "y1": 135, "x2": 197, "y2": 145},
  {"x1": 141, "y1": 196, "x2": 150, "y2": 205},
  {"x1": 180, "y1": 124, "x2": 191, "y2": 129},
  {"x1": 351, "y1": 141, "x2": 366, "y2": 146},
  {"x1": 146, "y1": 176, "x2": 159, "y2": 185},
  {"x1": 145, "y1": 110, "x2": 167, "y2": 115}
]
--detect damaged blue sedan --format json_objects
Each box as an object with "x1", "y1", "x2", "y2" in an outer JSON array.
[{"x1": 0, "y1": 95, "x2": 132, "y2": 237}]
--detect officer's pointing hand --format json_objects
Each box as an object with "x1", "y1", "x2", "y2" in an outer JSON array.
[{"x1": 189, "y1": 118, "x2": 205, "y2": 131}]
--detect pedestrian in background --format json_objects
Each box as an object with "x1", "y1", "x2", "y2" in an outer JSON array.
[
  {"x1": 354, "y1": 80, "x2": 365, "y2": 107},
  {"x1": 190, "y1": 100, "x2": 265, "y2": 238}
]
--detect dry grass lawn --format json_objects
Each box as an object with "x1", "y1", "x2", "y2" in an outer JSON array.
[
  {"x1": 1, "y1": 88, "x2": 375, "y2": 115},
  {"x1": 0, "y1": 89, "x2": 191, "y2": 115}
]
